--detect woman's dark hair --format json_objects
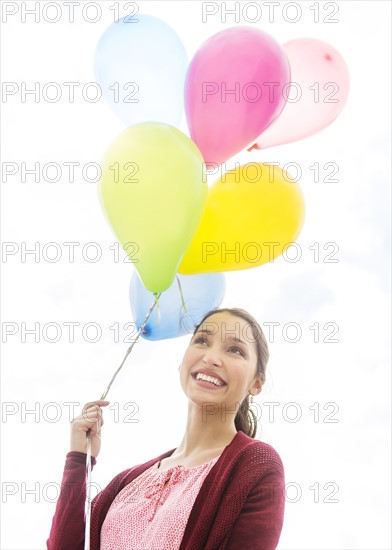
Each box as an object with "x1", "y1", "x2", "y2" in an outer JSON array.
[{"x1": 193, "y1": 307, "x2": 269, "y2": 438}]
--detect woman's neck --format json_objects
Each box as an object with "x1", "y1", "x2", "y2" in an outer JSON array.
[{"x1": 172, "y1": 402, "x2": 238, "y2": 460}]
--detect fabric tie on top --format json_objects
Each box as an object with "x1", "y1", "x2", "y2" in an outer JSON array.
[{"x1": 145, "y1": 464, "x2": 185, "y2": 521}]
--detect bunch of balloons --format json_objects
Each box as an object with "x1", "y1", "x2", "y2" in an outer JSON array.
[{"x1": 95, "y1": 14, "x2": 349, "y2": 340}]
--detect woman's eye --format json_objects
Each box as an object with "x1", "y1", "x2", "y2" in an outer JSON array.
[
  {"x1": 229, "y1": 347, "x2": 244, "y2": 356},
  {"x1": 194, "y1": 337, "x2": 207, "y2": 345}
]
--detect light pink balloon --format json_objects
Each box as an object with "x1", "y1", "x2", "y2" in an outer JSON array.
[
  {"x1": 250, "y1": 38, "x2": 350, "y2": 150},
  {"x1": 185, "y1": 27, "x2": 290, "y2": 166}
]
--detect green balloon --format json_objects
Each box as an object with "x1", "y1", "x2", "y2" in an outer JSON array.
[{"x1": 99, "y1": 122, "x2": 207, "y2": 293}]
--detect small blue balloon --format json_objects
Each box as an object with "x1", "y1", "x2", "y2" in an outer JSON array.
[
  {"x1": 94, "y1": 14, "x2": 188, "y2": 126},
  {"x1": 130, "y1": 272, "x2": 225, "y2": 340}
]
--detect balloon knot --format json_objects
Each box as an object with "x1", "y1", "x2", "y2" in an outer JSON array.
[{"x1": 247, "y1": 143, "x2": 261, "y2": 152}]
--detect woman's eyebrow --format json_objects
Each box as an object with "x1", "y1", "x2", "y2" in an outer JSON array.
[
  {"x1": 225, "y1": 336, "x2": 248, "y2": 346},
  {"x1": 196, "y1": 330, "x2": 248, "y2": 346}
]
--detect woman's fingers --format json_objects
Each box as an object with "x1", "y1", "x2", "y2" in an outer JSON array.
[
  {"x1": 72, "y1": 401, "x2": 109, "y2": 429},
  {"x1": 83, "y1": 400, "x2": 110, "y2": 410},
  {"x1": 70, "y1": 401, "x2": 109, "y2": 455},
  {"x1": 83, "y1": 402, "x2": 109, "y2": 428}
]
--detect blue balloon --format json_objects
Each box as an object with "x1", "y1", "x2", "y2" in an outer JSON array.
[
  {"x1": 130, "y1": 272, "x2": 225, "y2": 340},
  {"x1": 94, "y1": 14, "x2": 188, "y2": 126}
]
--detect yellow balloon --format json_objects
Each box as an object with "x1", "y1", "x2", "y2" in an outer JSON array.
[
  {"x1": 178, "y1": 163, "x2": 305, "y2": 274},
  {"x1": 99, "y1": 122, "x2": 207, "y2": 293}
]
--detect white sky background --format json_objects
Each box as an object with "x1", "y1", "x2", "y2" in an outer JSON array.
[{"x1": 0, "y1": 1, "x2": 391, "y2": 549}]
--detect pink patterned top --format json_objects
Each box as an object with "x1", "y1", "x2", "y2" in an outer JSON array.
[{"x1": 100, "y1": 455, "x2": 220, "y2": 550}]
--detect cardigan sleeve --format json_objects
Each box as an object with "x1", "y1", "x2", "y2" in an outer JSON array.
[
  {"x1": 46, "y1": 452, "x2": 96, "y2": 550},
  {"x1": 47, "y1": 449, "x2": 174, "y2": 550},
  {"x1": 224, "y1": 463, "x2": 285, "y2": 550}
]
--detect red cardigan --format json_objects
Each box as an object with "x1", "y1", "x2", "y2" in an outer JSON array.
[{"x1": 47, "y1": 431, "x2": 285, "y2": 549}]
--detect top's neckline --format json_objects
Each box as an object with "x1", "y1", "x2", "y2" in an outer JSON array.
[
  {"x1": 153, "y1": 432, "x2": 245, "y2": 474},
  {"x1": 156, "y1": 454, "x2": 220, "y2": 474}
]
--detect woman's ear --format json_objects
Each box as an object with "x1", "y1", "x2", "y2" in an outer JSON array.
[{"x1": 250, "y1": 375, "x2": 263, "y2": 396}]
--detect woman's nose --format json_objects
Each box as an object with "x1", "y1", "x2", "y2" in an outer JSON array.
[{"x1": 202, "y1": 348, "x2": 223, "y2": 367}]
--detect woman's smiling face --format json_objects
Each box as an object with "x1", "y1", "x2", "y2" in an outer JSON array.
[{"x1": 179, "y1": 312, "x2": 263, "y2": 410}]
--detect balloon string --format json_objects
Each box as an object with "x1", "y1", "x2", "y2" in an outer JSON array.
[
  {"x1": 154, "y1": 292, "x2": 161, "y2": 326},
  {"x1": 176, "y1": 276, "x2": 187, "y2": 314},
  {"x1": 99, "y1": 293, "x2": 160, "y2": 400},
  {"x1": 84, "y1": 294, "x2": 160, "y2": 550},
  {"x1": 84, "y1": 432, "x2": 92, "y2": 550}
]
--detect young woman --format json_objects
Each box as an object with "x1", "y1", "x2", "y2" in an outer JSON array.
[{"x1": 47, "y1": 308, "x2": 285, "y2": 549}]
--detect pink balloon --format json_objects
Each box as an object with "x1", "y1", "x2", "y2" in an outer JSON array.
[
  {"x1": 185, "y1": 27, "x2": 290, "y2": 166},
  {"x1": 250, "y1": 38, "x2": 350, "y2": 150}
]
